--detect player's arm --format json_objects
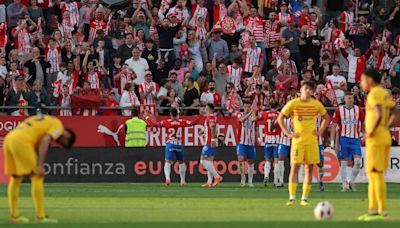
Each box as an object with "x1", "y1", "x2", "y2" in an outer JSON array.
[
  {"x1": 317, "y1": 113, "x2": 330, "y2": 136},
  {"x1": 239, "y1": 111, "x2": 253, "y2": 123},
  {"x1": 330, "y1": 122, "x2": 337, "y2": 148},
  {"x1": 387, "y1": 107, "x2": 400, "y2": 128},
  {"x1": 37, "y1": 134, "x2": 53, "y2": 177},
  {"x1": 367, "y1": 105, "x2": 382, "y2": 138},
  {"x1": 277, "y1": 113, "x2": 297, "y2": 138},
  {"x1": 210, "y1": 120, "x2": 217, "y2": 148}
]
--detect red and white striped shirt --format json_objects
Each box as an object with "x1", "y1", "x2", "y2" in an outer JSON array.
[
  {"x1": 260, "y1": 110, "x2": 280, "y2": 144},
  {"x1": 204, "y1": 115, "x2": 217, "y2": 145},
  {"x1": 244, "y1": 16, "x2": 265, "y2": 43},
  {"x1": 195, "y1": 26, "x2": 207, "y2": 48},
  {"x1": 89, "y1": 19, "x2": 107, "y2": 44},
  {"x1": 192, "y1": 3, "x2": 208, "y2": 21},
  {"x1": 237, "y1": 112, "x2": 256, "y2": 146},
  {"x1": 243, "y1": 47, "x2": 263, "y2": 73},
  {"x1": 270, "y1": 91, "x2": 286, "y2": 108},
  {"x1": 61, "y1": 2, "x2": 82, "y2": 26},
  {"x1": 247, "y1": 91, "x2": 267, "y2": 107},
  {"x1": 45, "y1": 47, "x2": 61, "y2": 73},
  {"x1": 58, "y1": 19, "x2": 74, "y2": 40},
  {"x1": 279, "y1": 117, "x2": 292, "y2": 146},
  {"x1": 0, "y1": 22, "x2": 7, "y2": 50},
  {"x1": 276, "y1": 13, "x2": 292, "y2": 27},
  {"x1": 139, "y1": 81, "x2": 159, "y2": 105},
  {"x1": 339, "y1": 11, "x2": 354, "y2": 33},
  {"x1": 264, "y1": 20, "x2": 280, "y2": 48},
  {"x1": 84, "y1": 72, "x2": 102, "y2": 89},
  {"x1": 333, "y1": 105, "x2": 364, "y2": 138},
  {"x1": 200, "y1": 91, "x2": 221, "y2": 106},
  {"x1": 226, "y1": 65, "x2": 242, "y2": 91}
]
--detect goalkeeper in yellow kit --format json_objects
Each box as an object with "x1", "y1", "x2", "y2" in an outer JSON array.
[
  {"x1": 358, "y1": 69, "x2": 399, "y2": 221},
  {"x1": 3, "y1": 115, "x2": 76, "y2": 224},
  {"x1": 277, "y1": 81, "x2": 329, "y2": 206}
]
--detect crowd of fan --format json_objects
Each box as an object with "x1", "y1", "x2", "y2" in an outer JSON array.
[{"x1": 0, "y1": 0, "x2": 400, "y2": 116}]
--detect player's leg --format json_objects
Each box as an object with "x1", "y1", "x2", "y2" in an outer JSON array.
[
  {"x1": 349, "y1": 139, "x2": 363, "y2": 191},
  {"x1": 201, "y1": 145, "x2": 221, "y2": 187},
  {"x1": 247, "y1": 146, "x2": 256, "y2": 187},
  {"x1": 272, "y1": 145, "x2": 279, "y2": 186},
  {"x1": 318, "y1": 145, "x2": 325, "y2": 192},
  {"x1": 164, "y1": 143, "x2": 174, "y2": 186},
  {"x1": 287, "y1": 163, "x2": 301, "y2": 205},
  {"x1": 372, "y1": 146, "x2": 390, "y2": 218},
  {"x1": 237, "y1": 144, "x2": 247, "y2": 186},
  {"x1": 200, "y1": 145, "x2": 213, "y2": 187},
  {"x1": 8, "y1": 175, "x2": 25, "y2": 223},
  {"x1": 263, "y1": 144, "x2": 273, "y2": 186},
  {"x1": 177, "y1": 145, "x2": 186, "y2": 186},
  {"x1": 277, "y1": 144, "x2": 289, "y2": 187},
  {"x1": 301, "y1": 164, "x2": 313, "y2": 205},
  {"x1": 338, "y1": 137, "x2": 350, "y2": 192}
]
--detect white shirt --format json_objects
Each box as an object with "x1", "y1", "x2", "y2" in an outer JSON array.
[
  {"x1": 119, "y1": 90, "x2": 140, "y2": 116},
  {"x1": 157, "y1": 87, "x2": 168, "y2": 100},
  {"x1": 124, "y1": 57, "x2": 149, "y2": 85},
  {"x1": 327, "y1": 74, "x2": 346, "y2": 104}
]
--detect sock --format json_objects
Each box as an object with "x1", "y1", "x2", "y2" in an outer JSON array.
[
  {"x1": 206, "y1": 160, "x2": 219, "y2": 178},
  {"x1": 278, "y1": 161, "x2": 285, "y2": 184},
  {"x1": 288, "y1": 182, "x2": 298, "y2": 200},
  {"x1": 264, "y1": 161, "x2": 271, "y2": 178},
  {"x1": 164, "y1": 162, "x2": 171, "y2": 181},
  {"x1": 31, "y1": 176, "x2": 45, "y2": 219},
  {"x1": 207, "y1": 171, "x2": 213, "y2": 184},
  {"x1": 248, "y1": 163, "x2": 254, "y2": 184},
  {"x1": 273, "y1": 163, "x2": 279, "y2": 185},
  {"x1": 239, "y1": 161, "x2": 246, "y2": 182},
  {"x1": 351, "y1": 158, "x2": 362, "y2": 183},
  {"x1": 179, "y1": 163, "x2": 186, "y2": 184},
  {"x1": 8, "y1": 176, "x2": 23, "y2": 218},
  {"x1": 347, "y1": 166, "x2": 353, "y2": 182},
  {"x1": 372, "y1": 172, "x2": 387, "y2": 215},
  {"x1": 301, "y1": 184, "x2": 312, "y2": 201},
  {"x1": 318, "y1": 167, "x2": 324, "y2": 182},
  {"x1": 367, "y1": 173, "x2": 378, "y2": 214},
  {"x1": 340, "y1": 161, "x2": 348, "y2": 185}
]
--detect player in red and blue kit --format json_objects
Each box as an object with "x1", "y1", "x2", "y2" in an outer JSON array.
[
  {"x1": 200, "y1": 103, "x2": 222, "y2": 187},
  {"x1": 258, "y1": 102, "x2": 280, "y2": 187},
  {"x1": 331, "y1": 92, "x2": 365, "y2": 192},
  {"x1": 236, "y1": 101, "x2": 258, "y2": 187},
  {"x1": 276, "y1": 116, "x2": 292, "y2": 187},
  {"x1": 145, "y1": 108, "x2": 201, "y2": 186}
]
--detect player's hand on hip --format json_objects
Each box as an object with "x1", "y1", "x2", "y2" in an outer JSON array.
[
  {"x1": 289, "y1": 132, "x2": 300, "y2": 138},
  {"x1": 365, "y1": 131, "x2": 373, "y2": 138},
  {"x1": 313, "y1": 130, "x2": 322, "y2": 137},
  {"x1": 37, "y1": 165, "x2": 46, "y2": 177}
]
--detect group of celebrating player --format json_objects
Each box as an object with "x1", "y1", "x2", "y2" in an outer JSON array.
[{"x1": 144, "y1": 68, "x2": 399, "y2": 221}]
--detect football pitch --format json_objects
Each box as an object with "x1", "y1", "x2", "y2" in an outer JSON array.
[{"x1": 0, "y1": 183, "x2": 399, "y2": 227}]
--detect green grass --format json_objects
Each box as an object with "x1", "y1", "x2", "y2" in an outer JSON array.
[{"x1": 0, "y1": 183, "x2": 399, "y2": 227}]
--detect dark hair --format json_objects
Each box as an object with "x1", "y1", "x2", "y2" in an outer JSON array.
[
  {"x1": 145, "y1": 38, "x2": 154, "y2": 44},
  {"x1": 344, "y1": 91, "x2": 353, "y2": 96},
  {"x1": 60, "y1": 128, "x2": 76, "y2": 150},
  {"x1": 363, "y1": 68, "x2": 382, "y2": 84},
  {"x1": 113, "y1": 53, "x2": 122, "y2": 59},
  {"x1": 60, "y1": 62, "x2": 67, "y2": 68},
  {"x1": 206, "y1": 103, "x2": 214, "y2": 110},
  {"x1": 170, "y1": 108, "x2": 178, "y2": 117},
  {"x1": 125, "y1": 33, "x2": 133, "y2": 38},
  {"x1": 303, "y1": 69, "x2": 313, "y2": 74},
  {"x1": 331, "y1": 19, "x2": 339, "y2": 28},
  {"x1": 48, "y1": 37, "x2": 56, "y2": 42},
  {"x1": 243, "y1": 100, "x2": 251, "y2": 105},
  {"x1": 233, "y1": 57, "x2": 242, "y2": 64},
  {"x1": 321, "y1": 54, "x2": 330, "y2": 60},
  {"x1": 302, "y1": 81, "x2": 316, "y2": 90},
  {"x1": 209, "y1": 80, "x2": 215, "y2": 84},
  {"x1": 186, "y1": 77, "x2": 194, "y2": 83},
  {"x1": 392, "y1": 87, "x2": 400, "y2": 95},
  {"x1": 124, "y1": 82, "x2": 133, "y2": 91},
  {"x1": 270, "y1": 101, "x2": 278, "y2": 109}
]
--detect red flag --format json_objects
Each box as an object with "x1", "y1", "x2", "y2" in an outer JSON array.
[
  {"x1": 71, "y1": 88, "x2": 102, "y2": 111},
  {"x1": 324, "y1": 80, "x2": 338, "y2": 106}
]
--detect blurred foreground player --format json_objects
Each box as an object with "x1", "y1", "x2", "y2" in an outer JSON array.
[
  {"x1": 3, "y1": 115, "x2": 76, "y2": 223},
  {"x1": 200, "y1": 103, "x2": 222, "y2": 187},
  {"x1": 358, "y1": 69, "x2": 399, "y2": 221},
  {"x1": 145, "y1": 108, "x2": 201, "y2": 186},
  {"x1": 278, "y1": 81, "x2": 329, "y2": 206}
]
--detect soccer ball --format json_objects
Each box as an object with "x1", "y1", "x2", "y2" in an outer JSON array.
[{"x1": 314, "y1": 201, "x2": 334, "y2": 220}]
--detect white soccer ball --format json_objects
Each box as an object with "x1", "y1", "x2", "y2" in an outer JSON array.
[{"x1": 314, "y1": 201, "x2": 334, "y2": 220}]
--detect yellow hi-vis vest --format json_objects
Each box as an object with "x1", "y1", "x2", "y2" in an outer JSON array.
[{"x1": 125, "y1": 117, "x2": 147, "y2": 147}]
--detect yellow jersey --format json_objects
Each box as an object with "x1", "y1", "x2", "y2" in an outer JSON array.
[
  {"x1": 365, "y1": 86, "x2": 395, "y2": 146},
  {"x1": 8, "y1": 115, "x2": 64, "y2": 146},
  {"x1": 281, "y1": 98, "x2": 327, "y2": 145}
]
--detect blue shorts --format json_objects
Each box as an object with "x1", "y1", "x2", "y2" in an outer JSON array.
[
  {"x1": 264, "y1": 144, "x2": 278, "y2": 159},
  {"x1": 236, "y1": 144, "x2": 256, "y2": 159},
  {"x1": 338, "y1": 137, "x2": 362, "y2": 160},
  {"x1": 319, "y1": 145, "x2": 324, "y2": 163},
  {"x1": 201, "y1": 144, "x2": 216, "y2": 157},
  {"x1": 165, "y1": 143, "x2": 184, "y2": 161},
  {"x1": 278, "y1": 144, "x2": 291, "y2": 157}
]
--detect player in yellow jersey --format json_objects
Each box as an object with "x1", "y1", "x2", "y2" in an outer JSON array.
[
  {"x1": 277, "y1": 81, "x2": 329, "y2": 206},
  {"x1": 3, "y1": 115, "x2": 76, "y2": 224},
  {"x1": 358, "y1": 69, "x2": 399, "y2": 221}
]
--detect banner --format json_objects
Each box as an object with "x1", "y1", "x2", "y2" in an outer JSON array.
[
  {"x1": 71, "y1": 88, "x2": 102, "y2": 110},
  {"x1": 1, "y1": 116, "x2": 400, "y2": 147},
  {"x1": 1, "y1": 147, "x2": 400, "y2": 183}
]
